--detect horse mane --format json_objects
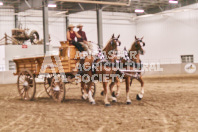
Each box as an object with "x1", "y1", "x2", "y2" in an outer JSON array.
[
  {"x1": 102, "y1": 39, "x2": 112, "y2": 52},
  {"x1": 129, "y1": 41, "x2": 136, "y2": 51}
]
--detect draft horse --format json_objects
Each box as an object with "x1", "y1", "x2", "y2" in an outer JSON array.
[
  {"x1": 80, "y1": 34, "x2": 121, "y2": 106},
  {"x1": 109, "y1": 36, "x2": 146, "y2": 104}
]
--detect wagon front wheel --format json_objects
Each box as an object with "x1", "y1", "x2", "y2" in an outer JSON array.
[
  {"x1": 44, "y1": 77, "x2": 52, "y2": 98},
  {"x1": 17, "y1": 69, "x2": 36, "y2": 101},
  {"x1": 51, "y1": 76, "x2": 65, "y2": 102}
]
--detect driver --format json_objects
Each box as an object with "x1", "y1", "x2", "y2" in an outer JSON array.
[
  {"x1": 76, "y1": 24, "x2": 93, "y2": 54},
  {"x1": 67, "y1": 24, "x2": 85, "y2": 52}
]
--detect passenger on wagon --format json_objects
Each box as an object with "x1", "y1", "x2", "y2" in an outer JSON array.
[
  {"x1": 77, "y1": 24, "x2": 93, "y2": 54},
  {"x1": 67, "y1": 24, "x2": 85, "y2": 52}
]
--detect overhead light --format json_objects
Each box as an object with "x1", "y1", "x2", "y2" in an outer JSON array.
[
  {"x1": 135, "y1": 9, "x2": 144, "y2": 13},
  {"x1": 48, "y1": 4, "x2": 57, "y2": 8},
  {"x1": 0, "y1": 2, "x2": 3, "y2": 6},
  {"x1": 169, "y1": 0, "x2": 178, "y2": 4}
]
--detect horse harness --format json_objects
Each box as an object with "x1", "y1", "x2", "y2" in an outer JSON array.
[{"x1": 91, "y1": 49, "x2": 143, "y2": 79}]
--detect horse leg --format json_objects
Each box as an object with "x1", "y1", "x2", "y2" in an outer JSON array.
[
  {"x1": 109, "y1": 77, "x2": 120, "y2": 102},
  {"x1": 115, "y1": 77, "x2": 120, "y2": 96},
  {"x1": 126, "y1": 77, "x2": 132, "y2": 105},
  {"x1": 87, "y1": 81, "x2": 96, "y2": 104},
  {"x1": 81, "y1": 81, "x2": 88, "y2": 100},
  {"x1": 136, "y1": 76, "x2": 144, "y2": 100},
  {"x1": 109, "y1": 81, "x2": 117, "y2": 102},
  {"x1": 103, "y1": 81, "x2": 111, "y2": 106}
]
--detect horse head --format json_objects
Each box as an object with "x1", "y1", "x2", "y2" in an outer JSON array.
[
  {"x1": 103, "y1": 34, "x2": 121, "y2": 53},
  {"x1": 131, "y1": 36, "x2": 145, "y2": 55},
  {"x1": 102, "y1": 34, "x2": 121, "y2": 61}
]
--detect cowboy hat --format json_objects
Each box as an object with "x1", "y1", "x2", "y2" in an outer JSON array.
[
  {"x1": 67, "y1": 24, "x2": 75, "y2": 29},
  {"x1": 77, "y1": 24, "x2": 83, "y2": 28}
]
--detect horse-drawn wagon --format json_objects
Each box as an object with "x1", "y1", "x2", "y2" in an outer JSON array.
[{"x1": 13, "y1": 41, "x2": 96, "y2": 102}]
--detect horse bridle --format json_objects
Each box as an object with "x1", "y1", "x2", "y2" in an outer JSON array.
[
  {"x1": 135, "y1": 39, "x2": 145, "y2": 48},
  {"x1": 110, "y1": 38, "x2": 121, "y2": 46}
]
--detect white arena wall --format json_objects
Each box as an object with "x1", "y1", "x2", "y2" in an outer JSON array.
[
  {"x1": 0, "y1": 9, "x2": 15, "y2": 38},
  {"x1": 0, "y1": 4, "x2": 198, "y2": 84},
  {"x1": 1, "y1": 5, "x2": 198, "y2": 64},
  {"x1": 136, "y1": 3, "x2": 198, "y2": 64},
  {"x1": 0, "y1": 46, "x2": 5, "y2": 71}
]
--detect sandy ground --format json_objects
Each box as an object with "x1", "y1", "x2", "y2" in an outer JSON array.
[{"x1": 0, "y1": 75, "x2": 198, "y2": 132}]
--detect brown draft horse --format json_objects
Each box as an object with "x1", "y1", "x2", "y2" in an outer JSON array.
[
  {"x1": 80, "y1": 34, "x2": 121, "y2": 106},
  {"x1": 109, "y1": 36, "x2": 145, "y2": 104}
]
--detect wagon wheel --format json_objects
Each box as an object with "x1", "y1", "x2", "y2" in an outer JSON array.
[
  {"x1": 17, "y1": 69, "x2": 36, "y2": 101},
  {"x1": 81, "y1": 83, "x2": 96, "y2": 98},
  {"x1": 50, "y1": 75, "x2": 65, "y2": 102},
  {"x1": 44, "y1": 77, "x2": 52, "y2": 98}
]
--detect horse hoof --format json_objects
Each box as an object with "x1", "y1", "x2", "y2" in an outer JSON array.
[
  {"x1": 90, "y1": 102, "x2": 96, "y2": 105},
  {"x1": 81, "y1": 96, "x2": 86, "y2": 100},
  {"x1": 101, "y1": 91, "x2": 104, "y2": 96},
  {"x1": 112, "y1": 100, "x2": 117, "y2": 103},
  {"x1": 126, "y1": 102, "x2": 132, "y2": 105},
  {"x1": 112, "y1": 91, "x2": 116, "y2": 97},
  {"x1": 136, "y1": 94, "x2": 142, "y2": 101},
  {"x1": 105, "y1": 104, "x2": 111, "y2": 107}
]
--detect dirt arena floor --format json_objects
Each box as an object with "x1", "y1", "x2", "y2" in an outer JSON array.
[{"x1": 0, "y1": 75, "x2": 198, "y2": 132}]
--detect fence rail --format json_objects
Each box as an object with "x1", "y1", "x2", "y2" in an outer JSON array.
[
  {"x1": 1, "y1": 58, "x2": 198, "y2": 72},
  {"x1": 142, "y1": 58, "x2": 198, "y2": 64}
]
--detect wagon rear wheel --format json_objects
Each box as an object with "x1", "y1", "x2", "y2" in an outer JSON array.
[
  {"x1": 17, "y1": 70, "x2": 36, "y2": 101},
  {"x1": 44, "y1": 77, "x2": 52, "y2": 97},
  {"x1": 81, "y1": 83, "x2": 96, "y2": 98},
  {"x1": 50, "y1": 76, "x2": 65, "y2": 102}
]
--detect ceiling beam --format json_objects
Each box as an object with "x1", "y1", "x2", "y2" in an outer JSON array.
[{"x1": 54, "y1": 0, "x2": 131, "y2": 6}]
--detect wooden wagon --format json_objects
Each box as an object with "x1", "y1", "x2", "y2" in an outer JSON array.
[{"x1": 13, "y1": 41, "x2": 96, "y2": 102}]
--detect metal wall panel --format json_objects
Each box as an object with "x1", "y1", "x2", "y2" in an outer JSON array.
[{"x1": 136, "y1": 5, "x2": 198, "y2": 64}]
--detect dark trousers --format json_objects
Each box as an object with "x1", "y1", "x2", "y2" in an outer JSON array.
[{"x1": 71, "y1": 41, "x2": 84, "y2": 52}]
